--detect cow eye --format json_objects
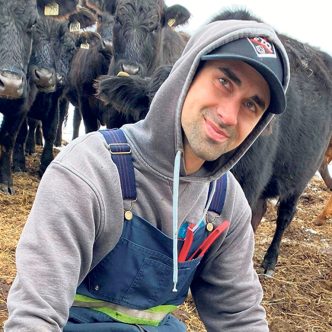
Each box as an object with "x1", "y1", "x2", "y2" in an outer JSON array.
[
  {"x1": 115, "y1": 16, "x2": 122, "y2": 25},
  {"x1": 27, "y1": 18, "x2": 37, "y2": 32},
  {"x1": 148, "y1": 21, "x2": 158, "y2": 32}
]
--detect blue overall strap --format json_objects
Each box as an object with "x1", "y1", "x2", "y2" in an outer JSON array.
[
  {"x1": 208, "y1": 174, "x2": 228, "y2": 214},
  {"x1": 99, "y1": 129, "x2": 137, "y2": 200}
]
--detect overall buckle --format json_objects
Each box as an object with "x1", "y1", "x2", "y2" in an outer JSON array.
[{"x1": 109, "y1": 143, "x2": 131, "y2": 155}]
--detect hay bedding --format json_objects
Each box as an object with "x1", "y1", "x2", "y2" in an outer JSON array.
[{"x1": 0, "y1": 147, "x2": 331, "y2": 331}]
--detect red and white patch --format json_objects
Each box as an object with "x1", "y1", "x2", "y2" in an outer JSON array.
[{"x1": 248, "y1": 37, "x2": 277, "y2": 58}]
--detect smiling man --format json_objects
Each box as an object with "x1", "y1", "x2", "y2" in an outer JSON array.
[
  {"x1": 6, "y1": 20, "x2": 289, "y2": 332},
  {"x1": 181, "y1": 36, "x2": 285, "y2": 175}
]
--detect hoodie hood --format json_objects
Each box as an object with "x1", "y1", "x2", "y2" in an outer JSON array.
[{"x1": 123, "y1": 19, "x2": 290, "y2": 183}]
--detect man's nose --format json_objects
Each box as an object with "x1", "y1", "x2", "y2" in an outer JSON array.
[{"x1": 217, "y1": 100, "x2": 240, "y2": 126}]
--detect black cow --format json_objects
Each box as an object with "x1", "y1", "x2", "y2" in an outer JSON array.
[
  {"x1": 0, "y1": 1, "x2": 38, "y2": 100},
  {"x1": 212, "y1": 10, "x2": 332, "y2": 275},
  {"x1": 0, "y1": 0, "x2": 83, "y2": 193},
  {"x1": 13, "y1": 15, "x2": 97, "y2": 177},
  {"x1": 109, "y1": 0, "x2": 190, "y2": 77},
  {"x1": 91, "y1": 0, "x2": 190, "y2": 130},
  {"x1": 0, "y1": 1, "x2": 38, "y2": 192},
  {"x1": 94, "y1": 9, "x2": 332, "y2": 276},
  {"x1": 69, "y1": 0, "x2": 190, "y2": 138},
  {"x1": 66, "y1": 0, "x2": 116, "y2": 139}
]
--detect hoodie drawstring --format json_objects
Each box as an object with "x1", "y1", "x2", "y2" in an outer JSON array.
[{"x1": 172, "y1": 150, "x2": 182, "y2": 292}]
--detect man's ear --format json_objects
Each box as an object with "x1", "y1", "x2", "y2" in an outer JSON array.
[{"x1": 261, "y1": 117, "x2": 276, "y2": 136}]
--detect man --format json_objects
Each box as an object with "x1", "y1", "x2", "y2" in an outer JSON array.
[{"x1": 5, "y1": 19, "x2": 290, "y2": 331}]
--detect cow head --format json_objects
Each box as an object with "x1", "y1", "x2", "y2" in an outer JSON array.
[
  {"x1": 30, "y1": 7, "x2": 96, "y2": 92},
  {"x1": 57, "y1": 30, "x2": 109, "y2": 88},
  {"x1": 29, "y1": 16, "x2": 59, "y2": 92},
  {"x1": 0, "y1": 0, "x2": 38, "y2": 99},
  {"x1": 96, "y1": 11, "x2": 115, "y2": 57},
  {"x1": 81, "y1": 0, "x2": 116, "y2": 57},
  {"x1": 109, "y1": 0, "x2": 190, "y2": 77}
]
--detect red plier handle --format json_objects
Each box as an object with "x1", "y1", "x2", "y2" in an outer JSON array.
[
  {"x1": 178, "y1": 223, "x2": 195, "y2": 262},
  {"x1": 188, "y1": 220, "x2": 230, "y2": 260}
]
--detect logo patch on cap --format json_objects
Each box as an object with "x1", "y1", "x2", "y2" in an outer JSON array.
[{"x1": 248, "y1": 37, "x2": 277, "y2": 58}]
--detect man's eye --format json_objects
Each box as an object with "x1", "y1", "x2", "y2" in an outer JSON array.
[
  {"x1": 244, "y1": 100, "x2": 257, "y2": 113},
  {"x1": 219, "y1": 77, "x2": 230, "y2": 87}
]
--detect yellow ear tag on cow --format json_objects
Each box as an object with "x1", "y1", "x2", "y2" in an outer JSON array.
[
  {"x1": 44, "y1": 2, "x2": 60, "y2": 16},
  {"x1": 80, "y1": 42, "x2": 90, "y2": 49},
  {"x1": 70, "y1": 21, "x2": 81, "y2": 33},
  {"x1": 117, "y1": 71, "x2": 130, "y2": 77},
  {"x1": 168, "y1": 18, "x2": 176, "y2": 27},
  {"x1": 124, "y1": 210, "x2": 133, "y2": 221}
]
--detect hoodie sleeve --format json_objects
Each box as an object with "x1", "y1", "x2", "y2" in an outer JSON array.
[
  {"x1": 4, "y1": 133, "x2": 124, "y2": 331},
  {"x1": 191, "y1": 173, "x2": 268, "y2": 332}
]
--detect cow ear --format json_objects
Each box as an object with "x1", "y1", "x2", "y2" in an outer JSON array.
[
  {"x1": 76, "y1": 31, "x2": 103, "y2": 49},
  {"x1": 104, "y1": 0, "x2": 117, "y2": 15},
  {"x1": 85, "y1": 0, "x2": 117, "y2": 15},
  {"x1": 164, "y1": 5, "x2": 191, "y2": 28},
  {"x1": 68, "y1": 7, "x2": 96, "y2": 31},
  {"x1": 37, "y1": 0, "x2": 79, "y2": 18}
]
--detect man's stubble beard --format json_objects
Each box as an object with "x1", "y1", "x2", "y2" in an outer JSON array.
[{"x1": 185, "y1": 109, "x2": 236, "y2": 161}]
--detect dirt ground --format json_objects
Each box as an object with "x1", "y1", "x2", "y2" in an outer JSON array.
[{"x1": 0, "y1": 147, "x2": 331, "y2": 331}]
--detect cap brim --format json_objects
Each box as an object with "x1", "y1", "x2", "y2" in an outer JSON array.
[{"x1": 201, "y1": 53, "x2": 286, "y2": 114}]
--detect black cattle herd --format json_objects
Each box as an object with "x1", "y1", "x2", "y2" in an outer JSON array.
[{"x1": 0, "y1": 0, "x2": 331, "y2": 275}]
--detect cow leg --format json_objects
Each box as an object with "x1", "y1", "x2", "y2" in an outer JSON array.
[
  {"x1": 251, "y1": 197, "x2": 268, "y2": 232},
  {"x1": 315, "y1": 194, "x2": 332, "y2": 226},
  {"x1": 261, "y1": 194, "x2": 298, "y2": 275},
  {"x1": 25, "y1": 118, "x2": 38, "y2": 155},
  {"x1": 39, "y1": 94, "x2": 59, "y2": 176},
  {"x1": 35, "y1": 121, "x2": 43, "y2": 146},
  {"x1": 72, "y1": 106, "x2": 82, "y2": 140},
  {"x1": 80, "y1": 96, "x2": 99, "y2": 134},
  {"x1": 13, "y1": 117, "x2": 28, "y2": 172},
  {"x1": 319, "y1": 159, "x2": 332, "y2": 190},
  {"x1": 319, "y1": 138, "x2": 332, "y2": 189},
  {"x1": 55, "y1": 97, "x2": 68, "y2": 146},
  {"x1": 0, "y1": 112, "x2": 26, "y2": 194}
]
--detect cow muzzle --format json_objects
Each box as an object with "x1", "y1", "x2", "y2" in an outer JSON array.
[
  {"x1": 32, "y1": 67, "x2": 56, "y2": 92},
  {"x1": 121, "y1": 63, "x2": 140, "y2": 75},
  {"x1": 0, "y1": 71, "x2": 24, "y2": 99}
]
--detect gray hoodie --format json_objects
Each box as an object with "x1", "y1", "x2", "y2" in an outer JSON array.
[{"x1": 5, "y1": 20, "x2": 289, "y2": 331}]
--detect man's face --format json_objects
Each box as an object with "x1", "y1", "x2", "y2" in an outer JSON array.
[{"x1": 181, "y1": 59, "x2": 271, "y2": 174}]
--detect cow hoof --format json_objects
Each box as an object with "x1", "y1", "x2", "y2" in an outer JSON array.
[
  {"x1": 0, "y1": 183, "x2": 15, "y2": 195},
  {"x1": 25, "y1": 148, "x2": 36, "y2": 155},
  {"x1": 264, "y1": 269, "x2": 275, "y2": 277},
  {"x1": 13, "y1": 166, "x2": 27, "y2": 173},
  {"x1": 314, "y1": 218, "x2": 325, "y2": 226}
]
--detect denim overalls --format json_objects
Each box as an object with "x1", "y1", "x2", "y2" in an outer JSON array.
[{"x1": 64, "y1": 129, "x2": 227, "y2": 331}]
